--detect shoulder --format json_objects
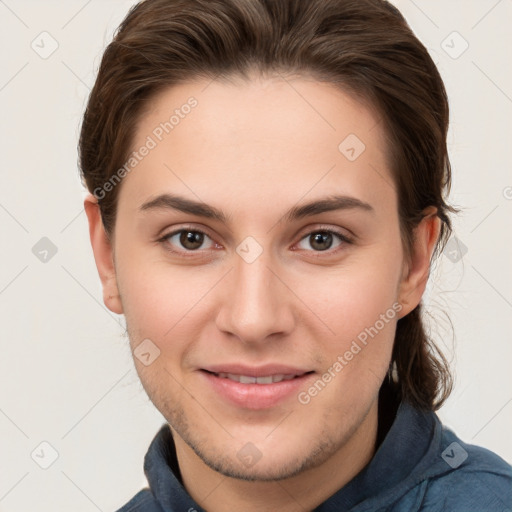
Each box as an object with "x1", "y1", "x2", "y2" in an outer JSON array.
[{"x1": 420, "y1": 427, "x2": 512, "y2": 511}]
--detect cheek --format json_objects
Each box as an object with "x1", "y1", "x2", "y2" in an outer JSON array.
[
  {"x1": 118, "y1": 261, "x2": 211, "y2": 400},
  {"x1": 116, "y1": 252, "x2": 219, "y2": 351},
  {"x1": 290, "y1": 245, "x2": 402, "y2": 395},
  {"x1": 295, "y1": 270, "x2": 399, "y2": 412},
  {"x1": 311, "y1": 278, "x2": 398, "y2": 378},
  {"x1": 298, "y1": 255, "x2": 402, "y2": 338}
]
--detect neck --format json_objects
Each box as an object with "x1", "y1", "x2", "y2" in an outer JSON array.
[{"x1": 173, "y1": 399, "x2": 379, "y2": 512}]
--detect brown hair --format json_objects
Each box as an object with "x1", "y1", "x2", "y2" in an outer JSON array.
[{"x1": 79, "y1": 0, "x2": 457, "y2": 410}]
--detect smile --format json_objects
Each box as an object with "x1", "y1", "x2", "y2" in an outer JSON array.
[
  {"x1": 200, "y1": 368, "x2": 315, "y2": 409},
  {"x1": 213, "y1": 372, "x2": 300, "y2": 384}
]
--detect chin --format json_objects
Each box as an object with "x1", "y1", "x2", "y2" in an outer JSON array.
[
  {"x1": 198, "y1": 438, "x2": 336, "y2": 482},
  {"x1": 176, "y1": 417, "x2": 342, "y2": 482}
]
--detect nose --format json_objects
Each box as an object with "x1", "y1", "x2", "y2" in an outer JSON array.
[{"x1": 215, "y1": 251, "x2": 295, "y2": 345}]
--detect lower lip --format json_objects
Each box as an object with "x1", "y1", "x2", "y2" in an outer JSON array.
[{"x1": 200, "y1": 371, "x2": 314, "y2": 410}]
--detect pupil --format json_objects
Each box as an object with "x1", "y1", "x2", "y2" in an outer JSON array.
[
  {"x1": 311, "y1": 232, "x2": 332, "y2": 251},
  {"x1": 180, "y1": 231, "x2": 204, "y2": 250}
]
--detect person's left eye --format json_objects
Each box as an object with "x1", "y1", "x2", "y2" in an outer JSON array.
[{"x1": 296, "y1": 229, "x2": 353, "y2": 253}]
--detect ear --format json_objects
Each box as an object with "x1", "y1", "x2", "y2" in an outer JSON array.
[
  {"x1": 397, "y1": 206, "x2": 441, "y2": 318},
  {"x1": 83, "y1": 193, "x2": 123, "y2": 314}
]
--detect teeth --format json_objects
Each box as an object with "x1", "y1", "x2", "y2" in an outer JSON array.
[
  {"x1": 239, "y1": 375, "x2": 257, "y2": 384},
  {"x1": 215, "y1": 372, "x2": 298, "y2": 384}
]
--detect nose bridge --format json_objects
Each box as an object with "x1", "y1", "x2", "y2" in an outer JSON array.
[{"x1": 216, "y1": 248, "x2": 293, "y2": 343}]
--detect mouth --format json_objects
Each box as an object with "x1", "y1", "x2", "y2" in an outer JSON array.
[
  {"x1": 199, "y1": 367, "x2": 315, "y2": 409},
  {"x1": 204, "y1": 370, "x2": 307, "y2": 384}
]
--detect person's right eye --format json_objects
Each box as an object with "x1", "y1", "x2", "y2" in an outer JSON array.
[{"x1": 157, "y1": 227, "x2": 219, "y2": 256}]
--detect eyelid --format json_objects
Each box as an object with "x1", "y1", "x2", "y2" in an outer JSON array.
[
  {"x1": 158, "y1": 222, "x2": 214, "y2": 238},
  {"x1": 295, "y1": 224, "x2": 355, "y2": 244}
]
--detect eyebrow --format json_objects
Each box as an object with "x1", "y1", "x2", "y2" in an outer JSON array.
[{"x1": 139, "y1": 193, "x2": 374, "y2": 223}]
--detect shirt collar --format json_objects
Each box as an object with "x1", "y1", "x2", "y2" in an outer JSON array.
[{"x1": 317, "y1": 400, "x2": 440, "y2": 510}]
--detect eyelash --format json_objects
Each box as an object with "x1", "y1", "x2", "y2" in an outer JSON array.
[{"x1": 156, "y1": 225, "x2": 354, "y2": 259}]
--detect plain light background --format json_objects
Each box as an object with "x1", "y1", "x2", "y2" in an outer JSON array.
[{"x1": 0, "y1": 0, "x2": 511, "y2": 510}]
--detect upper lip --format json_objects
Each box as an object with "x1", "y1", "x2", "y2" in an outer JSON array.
[{"x1": 201, "y1": 364, "x2": 312, "y2": 377}]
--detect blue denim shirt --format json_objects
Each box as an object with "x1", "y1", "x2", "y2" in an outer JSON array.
[{"x1": 116, "y1": 401, "x2": 512, "y2": 511}]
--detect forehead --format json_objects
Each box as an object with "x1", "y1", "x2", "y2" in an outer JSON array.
[{"x1": 119, "y1": 74, "x2": 395, "y2": 218}]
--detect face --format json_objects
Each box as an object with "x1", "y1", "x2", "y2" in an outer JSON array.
[{"x1": 87, "y1": 73, "x2": 432, "y2": 481}]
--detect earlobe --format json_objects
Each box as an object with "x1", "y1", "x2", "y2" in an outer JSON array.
[
  {"x1": 83, "y1": 193, "x2": 124, "y2": 314},
  {"x1": 397, "y1": 207, "x2": 441, "y2": 318}
]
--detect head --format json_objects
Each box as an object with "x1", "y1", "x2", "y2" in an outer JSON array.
[{"x1": 80, "y1": 0, "x2": 455, "y2": 482}]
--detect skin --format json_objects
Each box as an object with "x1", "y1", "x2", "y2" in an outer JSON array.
[{"x1": 84, "y1": 73, "x2": 440, "y2": 511}]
